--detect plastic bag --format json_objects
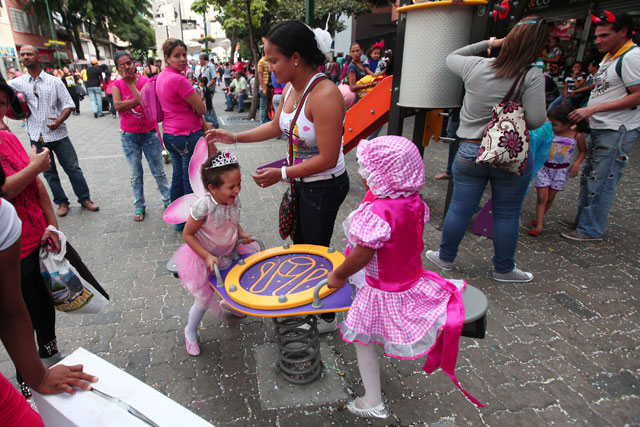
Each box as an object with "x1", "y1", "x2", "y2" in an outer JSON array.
[{"x1": 39, "y1": 226, "x2": 109, "y2": 314}]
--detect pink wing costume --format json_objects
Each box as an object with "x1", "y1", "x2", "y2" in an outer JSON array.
[
  {"x1": 338, "y1": 136, "x2": 482, "y2": 407},
  {"x1": 164, "y1": 138, "x2": 258, "y2": 312}
]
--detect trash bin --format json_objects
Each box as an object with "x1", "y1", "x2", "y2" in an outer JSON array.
[{"x1": 396, "y1": 0, "x2": 488, "y2": 109}]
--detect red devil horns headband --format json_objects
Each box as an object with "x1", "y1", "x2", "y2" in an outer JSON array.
[{"x1": 591, "y1": 10, "x2": 615, "y2": 24}]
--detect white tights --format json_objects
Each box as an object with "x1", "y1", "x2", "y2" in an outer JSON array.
[
  {"x1": 185, "y1": 301, "x2": 207, "y2": 343},
  {"x1": 354, "y1": 342, "x2": 383, "y2": 408}
]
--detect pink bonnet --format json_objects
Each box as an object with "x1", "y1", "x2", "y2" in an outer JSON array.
[{"x1": 356, "y1": 135, "x2": 425, "y2": 198}]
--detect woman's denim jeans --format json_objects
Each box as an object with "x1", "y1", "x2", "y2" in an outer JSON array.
[
  {"x1": 163, "y1": 130, "x2": 204, "y2": 201},
  {"x1": 292, "y1": 171, "x2": 350, "y2": 247},
  {"x1": 575, "y1": 126, "x2": 639, "y2": 238},
  {"x1": 121, "y1": 130, "x2": 171, "y2": 208},
  {"x1": 439, "y1": 141, "x2": 533, "y2": 273}
]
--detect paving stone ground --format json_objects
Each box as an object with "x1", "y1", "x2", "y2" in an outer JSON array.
[{"x1": 1, "y1": 90, "x2": 638, "y2": 426}]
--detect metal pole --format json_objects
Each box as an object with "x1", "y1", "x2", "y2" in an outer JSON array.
[
  {"x1": 305, "y1": 0, "x2": 314, "y2": 27},
  {"x1": 204, "y1": 11, "x2": 208, "y2": 53},
  {"x1": 44, "y1": 0, "x2": 62, "y2": 68}
]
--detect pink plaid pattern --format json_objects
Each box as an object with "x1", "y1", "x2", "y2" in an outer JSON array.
[
  {"x1": 356, "y1": 135, "x2": 425, "y2": 198},
  {"x1": 348, "y1": 207, "x2": 390, "y2": 250},
  {"x1": 342, "y1": 275, "x2": 450, "y2": 347}
]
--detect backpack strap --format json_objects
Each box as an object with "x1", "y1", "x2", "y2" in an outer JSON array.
[{"x1": 615, "y1": 45, "x2": 637, "y2": 80}]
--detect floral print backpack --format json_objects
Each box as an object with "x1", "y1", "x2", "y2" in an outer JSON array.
[{"x1": 476, "y1": 66, "x2": 532, "y2": 175}]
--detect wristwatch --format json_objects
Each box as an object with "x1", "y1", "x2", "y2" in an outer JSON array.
[{"x1": 281, "y1": 166, "x2": 288, "y2": 180}]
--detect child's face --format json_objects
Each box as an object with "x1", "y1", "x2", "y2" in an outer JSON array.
[
  {"x1": 208, "y1": 169, "x2": 241, "y2": 206},
  {"x1": 550, "y1": 118, "x2": 571, "y2": 134},
  {"x1": 572, "y1": 63, "x2": 582, "y2": 75},
  {"x1": 370, "y1": 48, "x2": 381, "y2": 61},
  {"x1": 199, "y1": 81, "x2": 205, "y2": 87}
]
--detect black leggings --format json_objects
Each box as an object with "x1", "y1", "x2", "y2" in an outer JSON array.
[{"x1": 16, "y1": 248, "x2": 56, "y2": 382}]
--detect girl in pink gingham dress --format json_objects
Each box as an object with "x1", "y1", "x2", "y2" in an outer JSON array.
[{"x1": 327, "y1": 136, "x2": 481, "y2": 419}]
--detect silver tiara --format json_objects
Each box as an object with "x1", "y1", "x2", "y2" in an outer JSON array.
[{"x1": 204, "y1": 151, "x2": 238, "y2": 169}]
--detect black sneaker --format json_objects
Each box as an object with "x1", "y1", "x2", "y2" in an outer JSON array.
[
  {"x1": 237, "y1": 109, "x2": 245, "y2": 113},
  {"x1": 94, "y1": 113, "x2": 98, "y2": 118}
]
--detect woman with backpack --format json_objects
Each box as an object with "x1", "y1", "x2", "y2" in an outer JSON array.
[
  {"x1": 425, "y1": 16, "x2": 548, "y2": 283},
  {"x1": 112, "y1": 50, "x2": 171, "y2": 222},
  {"x1": 156, "y1": 39, "x2": 207, "y2": 231}
]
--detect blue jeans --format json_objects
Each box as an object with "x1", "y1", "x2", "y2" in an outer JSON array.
[
  {"x1": 292, "y1": 171, "x2": 350, "y2": 246},
  {"x1": 204, "y1": 108, "x2": 219, "y2": 128},
  {"x1": 259, "y1": 91, "x2": 269, "y2": 123},
  {"x1": 87, "y1": 86, "x2": 102, "y2": 115},
  {"x1": 575, "y1": 126, "x2": 639, "y2": 238},
  {"x1": 121, "y1": 130, "x2": 171, "y2": 208},
  {"x1": 226, "y1": 92, "x2": 246, "y2": 110},
  {"x1": 163, "y1": 130, "x2": 204, "y2": 202},
  {"x1": 31, "y1": 137, "x2": 91, "y2": 205},
  {"x1": 439, "y1": 141, "x2": 533, "y2": 273}
]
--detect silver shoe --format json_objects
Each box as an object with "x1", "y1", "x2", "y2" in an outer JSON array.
[
  {"x1": 347, "y1": 400, "x2": 390, "y2": 419},
  {"x1": 425, "y1": 250, "x2": 453, "y2": 271}
]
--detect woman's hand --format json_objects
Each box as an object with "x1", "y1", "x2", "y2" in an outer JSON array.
[
  {"x1": 205, "y1": 253, "x2": 219, "y2": 272},
  {"x1": 206, "y1": 128, "x2": 235, "y2": 144},
  {"x1": 327, "y1": 271, "x2": 346, "y2": 289},
  {"x1": 32, "y1": 364, "x2": 98, "y2": 395},
  {"x1": 251, "y1": 168, "x2": 280, "y2": 188},
  {"x1": 40, "y1": 229, "x2": 61, "y2": 253},
  {"x1": 29, "y1": 146, "x2": 51, "y2": 174}
]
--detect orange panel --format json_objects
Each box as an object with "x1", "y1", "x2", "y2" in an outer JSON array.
[{"x1": 342, "y1": 76, "x2": 393, "y2": 153}]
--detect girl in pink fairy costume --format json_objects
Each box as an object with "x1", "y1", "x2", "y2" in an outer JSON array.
[
  {"x1": 327, "y1": 136, "x2": 482, "y2": 419},
  {"x1": 175, "y1": 150, "x2": 259, "y2": 356}
]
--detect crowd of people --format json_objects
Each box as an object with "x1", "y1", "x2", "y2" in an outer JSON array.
[{"x1": 0, "y1": 10, "x2": 638, "y2": 424}]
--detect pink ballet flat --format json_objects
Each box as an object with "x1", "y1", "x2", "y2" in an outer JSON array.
[
  {"x1": 184, "y1": 327, "x2": 200, "y2": 356},
  {"x1": 219, "y1": 299, "x2": 246, "y2": 318}
]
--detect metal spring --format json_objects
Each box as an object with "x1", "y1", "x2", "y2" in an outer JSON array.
[{"x1": 272, "y1": 315, "x2": 323, "y2": 384}]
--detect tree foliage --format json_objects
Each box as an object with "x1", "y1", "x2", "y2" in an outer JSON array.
[{"x1": 24, "y1": 0, "x2": 153, "y2": 61}]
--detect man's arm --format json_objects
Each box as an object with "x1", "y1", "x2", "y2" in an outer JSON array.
[{"x1": 569, "y1": 84, "x2": 640, "y2": 122}]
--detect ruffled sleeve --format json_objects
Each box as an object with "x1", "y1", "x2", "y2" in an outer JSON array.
[
  {"x1": 348, "y1": 207, "x2": 391, "y2": 249},
  {"x1": 190, "y1": 195, "x2": 213, "y2": 221}
]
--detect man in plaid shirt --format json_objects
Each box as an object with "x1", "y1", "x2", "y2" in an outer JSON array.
[{"x1": 10, "y1": 45, "x2": 98, "y2": 217}]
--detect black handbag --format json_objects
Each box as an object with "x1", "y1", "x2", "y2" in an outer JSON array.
[{"x1": 278, "y1": 75, "x2": 327, "y2": 240}]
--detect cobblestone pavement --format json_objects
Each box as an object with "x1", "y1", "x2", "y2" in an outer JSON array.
[{"x1": 1, "y1": 91, "x2": 638, "y2": 427}]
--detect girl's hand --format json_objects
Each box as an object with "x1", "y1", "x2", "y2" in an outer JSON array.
[
  {"x1": 40, "y1": 229, "x2": 61, "y2": 253},
  {"x1": 206, "y1": 128, "x2": 234, "y2": 144},
  {"x1": 327, "y1": 271, "x2": 346, "y2": 289},
  {"x1": 251, "y1": 168, "x2": 280, "y2": 188},
  {"x1": 33, "y1": 364, "x2": 98, "y2": 395},
  {"x1": 205, "y1": 254, "x2": 219, "y2": 271},
  {"x1": 238, "y1": 230, "x2": 254, "y2": 243},
  {"x1": 569, "y1": 164, "x2": 580, "y2": 178}
]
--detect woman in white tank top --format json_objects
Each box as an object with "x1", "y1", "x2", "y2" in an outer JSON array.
[{"x1": 208, "y1": 20, "x2": 349, "y2": 248}]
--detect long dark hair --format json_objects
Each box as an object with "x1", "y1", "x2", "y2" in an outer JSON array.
[
  {"x1": 0, "y1": 164, "x2": 5, "y2": 199},
  {"x1": 266, "y1": 20, "x2": 326, "y2": 67},
  {"x1": 492, "y1": 16, "x2": 548, "y2": 79}
]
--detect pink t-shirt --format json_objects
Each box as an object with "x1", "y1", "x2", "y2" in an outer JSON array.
[
  {"x1": 156, "y1": 66, "x2": 201, "y2": 135},
  {"x1": 113, "y1": 77, "x2": 155, "y2": 133},
  {"x1": 0, "y1": 131, "x2": 47, "y2": 260}
]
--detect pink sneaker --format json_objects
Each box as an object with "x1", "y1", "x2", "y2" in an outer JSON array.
[
  {"x1": 184, "y1": 327, "x2": 200, "y2": 356},
  {"x1": 219, "y1": 299, "x2": 246, "y2": 318}
]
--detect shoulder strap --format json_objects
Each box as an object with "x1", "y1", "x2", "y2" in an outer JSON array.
[
  {"x1": 288, "y1": 75, "x2": 327, "y2": 167},
  {"x1": 502, "y1": 66, "x2": 532, "y2": 104},
  {"x1": 615, "y1": 45, "x2": 637, "y2": 80}
]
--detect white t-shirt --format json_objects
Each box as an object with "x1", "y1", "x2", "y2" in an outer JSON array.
[
  {"x1": 588, "y1": 45, "x2": 640, "y2": 130},
  {"x1": 0, "y1": 198, "x2": 22, "y2": 250}
]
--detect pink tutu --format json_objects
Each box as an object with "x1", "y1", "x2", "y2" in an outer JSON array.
[
  {"x1": 339, "y1": 273, "x2": 451, "y2": 359},
  {"x1": 175, "y1": 241, "x2": 260, "y2": 309}
]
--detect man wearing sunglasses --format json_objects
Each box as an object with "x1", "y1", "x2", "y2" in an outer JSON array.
[
  {"x1": 9, "y1": 45, "x2": 99, "y2": 217},
  {"x1": 562, "y1": 12, "x2": 639, "y2": 242}
]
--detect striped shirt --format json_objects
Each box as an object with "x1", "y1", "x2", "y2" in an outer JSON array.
[{"x1": 9, "y1": 70, "x2": 75, "y2": 142}]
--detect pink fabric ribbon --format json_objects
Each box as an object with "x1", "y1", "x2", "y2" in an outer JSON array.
[{"x1": 423, "y1": 271, "x2": 484, "y2": 407}]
